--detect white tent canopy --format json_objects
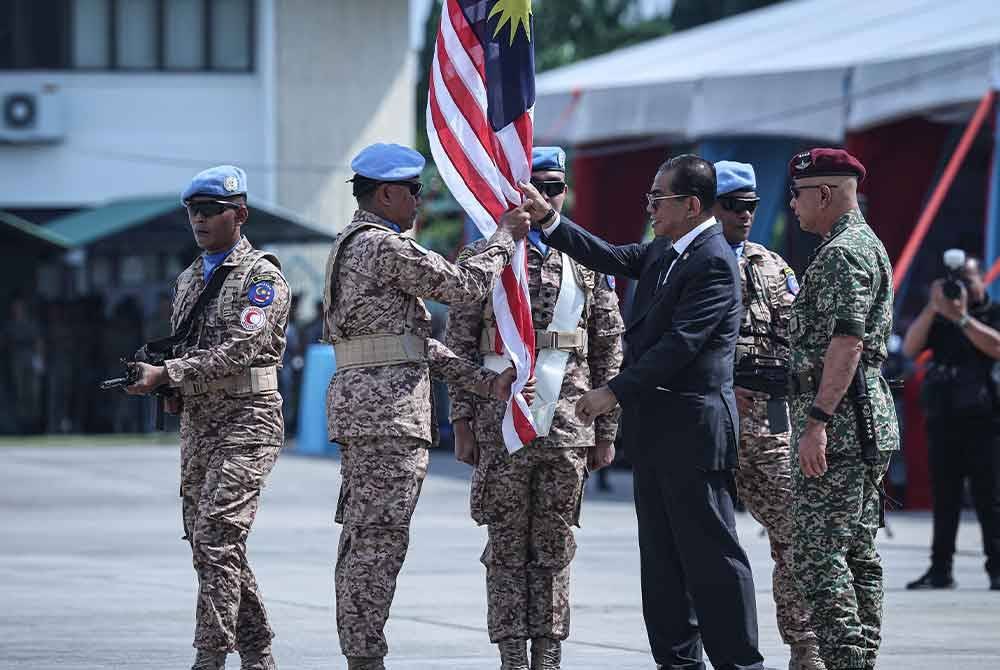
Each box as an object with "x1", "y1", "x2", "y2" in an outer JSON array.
[{"x1": 534, "y1": 0, "x2": 1000, "y2": 144}]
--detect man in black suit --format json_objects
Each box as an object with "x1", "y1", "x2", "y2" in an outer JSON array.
[{"x1": 520, "y1": 155, "x2": 765, "y2": 670}]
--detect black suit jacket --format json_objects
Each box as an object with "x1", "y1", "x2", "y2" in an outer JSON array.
[{"x1": 544, "y1": 217, "x2": 741, "y2": 471}]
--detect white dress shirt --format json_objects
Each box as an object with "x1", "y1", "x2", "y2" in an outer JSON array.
[{"x1": 660, "y1": 217, "x2": 718, "y2": 285}]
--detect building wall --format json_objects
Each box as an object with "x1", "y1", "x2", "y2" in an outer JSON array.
[
  {"x1": 0, "y1": 70, "x2": 273, "y2": 208},
  {"x1": 0, "y1": 0, "x2": 417, "y2": 229},
  {"x1": 275, "y1": 0, "x2": 416, "y2": 232}
]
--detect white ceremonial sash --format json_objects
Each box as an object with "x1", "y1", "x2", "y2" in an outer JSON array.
[{"x1": 484, "y1": 252, "x2": 585, "y2": 437}]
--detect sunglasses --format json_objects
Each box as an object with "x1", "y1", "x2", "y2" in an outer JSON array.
[
  {"x1": 185, "y1": 200, "x2": 242, "y2": 218},
  {"x1": 531, "y1": 179, "x2": 567, "y2": 198},
  {"x1": 789, "y1": 183, "x2": 840, "y2": 199},
  {"x1": 720, "y1": 197, "x2": 760, "y2": 214},
  {"x1": 386, "y1": 180, "x2": 423, "y2": 197},
  {"x1": 645, "y1": 192, "x2": 690, "y2": 209}
]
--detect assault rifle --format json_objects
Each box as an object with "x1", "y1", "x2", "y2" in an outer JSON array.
[{"x1": 734, "y1": 354, "x2": 790, "y2": 434}]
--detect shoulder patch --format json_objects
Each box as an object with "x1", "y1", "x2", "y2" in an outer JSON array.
[
  {"x1": 248, "y1": 280, "x2": 275, "y2": 307},
  {"x1": 782, "y1": 267, "x2": 800, "y2": 295},
  {"x1": 248, "y1": 272, "x2": 280, "y2": 285},
  {"x1": 606, "y1": 275, "x2": 616, "y2": 290},
  {"x1": 239, "y1": 305, "x2": 267, "y2": 331}
]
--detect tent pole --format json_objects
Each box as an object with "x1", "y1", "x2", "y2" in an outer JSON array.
[
  {"x1": 892, "y1": 90, "x2": 996, "y2": 292},
  {"x1": 985, "y1": 255, "x2": 1000, "y2": 286},
  {"x1": 986, "y1": 89, "x2": 1000, "y2": 301}
]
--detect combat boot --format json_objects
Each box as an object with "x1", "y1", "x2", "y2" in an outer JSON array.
[
  {"x1": 240, "y1": 647, "x2": 276, "y2": 669},
  {"x1": 346, "y1": 657, "x2": 385, "y2": 670},
  {"x1": 789, "y1": 643, "x2": 826, "y2": 670},
  {"x1": 497, "y1": 638, "x2": 529, "y2": 670},
  {"x1": 906, "y1": 566, "x2": 956, "y2": 590},
  {"x1": 530, "y1": 637, "x2": 561, "y2": 670},
  {"x1": 191, "y1": 649, "x2": 227, "y2": 670},
  {"x1": 989, "y1": 573, "x2": 1000, "y2": 590}
]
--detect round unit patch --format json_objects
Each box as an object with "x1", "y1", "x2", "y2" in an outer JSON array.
[
  {"x1": 248, "y1": 281, "x2": 275, "y2": 307},
  {"x1": 240, "y1": 305, "x2": 267, "y2": 331}
]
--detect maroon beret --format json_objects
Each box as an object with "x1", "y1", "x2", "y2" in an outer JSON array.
[{"x1": 788, "y1": 148, "x2": 866, "y2": 182}]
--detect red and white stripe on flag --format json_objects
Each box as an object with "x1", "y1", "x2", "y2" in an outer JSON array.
[{"x1": 426, "y1": 0, "x2": 538, "y2": 452}]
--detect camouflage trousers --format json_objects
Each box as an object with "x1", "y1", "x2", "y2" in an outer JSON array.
[
  {"x1": 791, "y1": 450, "x2": 891, "y2": 670},
  {"x1": 736, "y1": 419, "x2": 817, "y2": 650},
  {"x1": 180, "y1": 443, "x2": 281, "y2": 653},
  {"x1": 471, "y1": 442, "x2": 588, "y2": 642},
  {"x1": 335, "y1": 437, "x2": 429, "y2": 658}
]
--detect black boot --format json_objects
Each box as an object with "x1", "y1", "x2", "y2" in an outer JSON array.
[
  {"x1": 906, "y1": 566, "x2": 956, "y2": 590},
  {"x1": 989, "y1": 573, "x2": 1000, "y2": 591}
]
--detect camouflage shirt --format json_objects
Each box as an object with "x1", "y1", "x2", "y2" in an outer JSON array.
[
  {"x1": 446, "y1": 239, "x2": 625, "y2": 447},
  {"x1": 736, "y1": 241, "x2": 797, "y2": 438},
  {"x1": 325, "y1": 209, "x2": 516, "y2": 446},
  {"x1": 165, "y1": 236, "x2": 290, "y2": 449},
  {"x1": 788, "y1": 209, "x2": 899, "y2": 453}
]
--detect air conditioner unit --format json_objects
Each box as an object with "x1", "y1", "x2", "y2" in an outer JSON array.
[{"x1": 0, "y1": 85, "x2": 65, "y2": 145}]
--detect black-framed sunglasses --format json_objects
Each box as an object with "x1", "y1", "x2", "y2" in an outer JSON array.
[
  {"x1": 531, "y1": 179, "x2": 567, "y2": 198},
  {"x1": 789, "y1": 183, "x2": 840, "y2": 199},
  {"x1": 720, "y1": 197, "x2": 760, "y2": 214},
  {"x1": 184, "y1": 200, "x2": 242, "y2": 218},
  {"x1": 385, "y1": 180, "x2": 423, "y2": 197},
  {"x1": 645, "y1": 192, "x2": 691, "y2": 209}
]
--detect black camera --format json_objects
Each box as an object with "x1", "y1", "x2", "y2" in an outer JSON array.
[{"x1": 941, "y1": 248, "x2": 967, "y2": 300}]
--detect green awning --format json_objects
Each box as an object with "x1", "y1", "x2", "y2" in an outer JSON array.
[
  {"x1": 43, "y1": 195, "x2": 335, "y2": 250},
  {"x1": 0, "y1": 210, "x2": 72, "y2": 252},
  {"x1": 44, "y1": 196, "x2": 178, "y2": 246}
]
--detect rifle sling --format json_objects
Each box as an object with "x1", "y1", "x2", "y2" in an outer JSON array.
[{"x1": 145, "y1": 264, "x2": 237, "y2": 355}]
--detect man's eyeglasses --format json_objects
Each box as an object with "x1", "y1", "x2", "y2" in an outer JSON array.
[
  {"x1": 386, "y1": 180, "x2": 423, "y2": 197},
  {"x1": 531, "y1": 179, "x2": 567, "y2": 198},
  {"x1": 185, "y1": 200, "x2": 242, "y2": 218},
  {"x1": 719, "y1": 197, "x2": 760, "y2": 214},
  {"x1": 645, "y1": 192, "x2": 690, "y2": 209},
  {"x1": 789, "y1": 183, "x2": 840, "y2": 199}
]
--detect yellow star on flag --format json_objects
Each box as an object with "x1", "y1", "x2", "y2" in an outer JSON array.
[{"x1": 489, "y1": 0, "x2": 532, "y2": 46}]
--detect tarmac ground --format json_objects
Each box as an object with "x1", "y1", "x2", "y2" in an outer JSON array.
[{"x1": 2, "y1": 440, "x2": 998, "y2": 669}]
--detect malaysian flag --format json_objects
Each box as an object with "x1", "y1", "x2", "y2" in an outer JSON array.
[{"x1": 427, "y1": 0, "x2": 538, "y2": 452}]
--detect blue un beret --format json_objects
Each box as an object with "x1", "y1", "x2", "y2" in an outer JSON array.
[
  {"x1": 351, "y1": 143, "x2": 425, "y2": 181},
  {"x1": 714, "y1": 161, "x2": 757, "y2": 196},
  {"x1": 532, "y1": 146, "x2": 566, "y2": 172},
  {"x1": 181, "y1": 165, "x2": 247, "y2": 202}
]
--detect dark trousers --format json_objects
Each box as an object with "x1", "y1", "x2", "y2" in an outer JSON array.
[
  {"x1": 632, "y1": 450, "x2": 764, "y2": 670},
  {"x1": 927, "y1": 418, "x2": 1000, "y2": 576}
]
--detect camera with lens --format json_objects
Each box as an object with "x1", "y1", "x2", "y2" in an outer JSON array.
[{"x1": 941, "y1": 248, "x2": 967, "y2": 300}]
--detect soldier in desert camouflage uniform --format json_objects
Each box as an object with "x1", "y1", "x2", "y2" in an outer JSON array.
[
  {"x1": 446, "y1": 147, "x2": 624, "y2": 670},
  {"x1": 128, "y1": 166, "x2": 289, "y2": 670},
  {"x1": 324, "y1": 143, "x2": 532, "y2": 670},
  {"x1": 786, "y1": 149, "x2": 898, "y2": 670},
  {"x1": 712, "y1": 161, "x2": 823, "y2": 670}
]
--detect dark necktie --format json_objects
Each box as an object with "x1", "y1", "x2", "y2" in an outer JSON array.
[{"x1": 656, "y1": 246, "x2": 680, "y2": 288}]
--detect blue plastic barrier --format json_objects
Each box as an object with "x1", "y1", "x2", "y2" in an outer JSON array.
[{"x1": 295, "y1": 343, "x2": 338, "y2": 456}]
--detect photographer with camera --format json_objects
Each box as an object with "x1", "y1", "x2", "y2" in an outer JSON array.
[{"x1": 903, "y1": 251, "x2": 1000, "y2": 591}]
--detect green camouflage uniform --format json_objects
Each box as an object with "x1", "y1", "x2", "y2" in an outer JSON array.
[{"x1": 788, "y1": 209, "x2": 899, "y2": 670}]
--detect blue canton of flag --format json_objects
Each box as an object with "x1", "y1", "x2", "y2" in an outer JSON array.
[{"x1": 457, "y1": 0, "x2": 535, "y2": 131}]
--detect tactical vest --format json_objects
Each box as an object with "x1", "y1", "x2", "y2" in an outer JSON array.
[
  {"x1": 479, "y1": 252, "x2": 593, "y2": 356},
  {"x1": 321, "y1": 220, "x2": 426, "y2": 370}
]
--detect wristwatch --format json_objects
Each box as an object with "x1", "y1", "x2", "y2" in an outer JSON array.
[
  {"x1": 957, "y1": 313, "x2": 971, "y2": 329},
  {"x1": 808, "y1": 405, "x2": 834, "y2": 424},
  {"x1": 538, "y1": 208, "x2": 556, "y2": 227}
]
